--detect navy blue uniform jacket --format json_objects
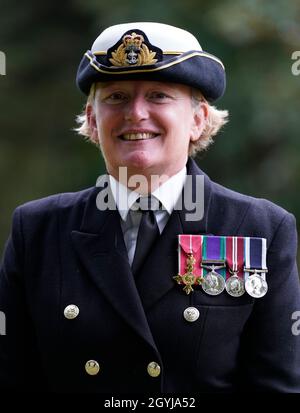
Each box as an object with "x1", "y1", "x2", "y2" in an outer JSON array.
[{"x1": 1, "y1": 158, "x2": 300, "y2": 392}]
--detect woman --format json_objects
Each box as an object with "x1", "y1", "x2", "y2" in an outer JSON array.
[{"x1": 0, "y1": 22, "x2": 299, "y2": 393}]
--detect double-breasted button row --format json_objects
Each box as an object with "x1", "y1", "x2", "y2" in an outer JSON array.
[
  {"x1": 64, "y1": 304, "x2": 162, "y2": 379},
  {"x1": 64, "y1": 305, "x2": 200, "y2": 323},
  {"x1": 84, "y1": 360, "x2": 161, "y2": 378}
]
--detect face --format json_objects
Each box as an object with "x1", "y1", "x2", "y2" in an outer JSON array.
[{"x1": 87, "y1": 80, "x2": 207, "y2": 187}]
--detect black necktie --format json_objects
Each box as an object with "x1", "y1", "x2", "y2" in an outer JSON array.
[{"x1": 131, "y1": 196, "x2": 160, "y2": 277}]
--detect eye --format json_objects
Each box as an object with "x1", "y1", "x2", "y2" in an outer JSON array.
[
  {"x1": 102, "y1": 91, "x2": 128, "y2": 104},
  {"x1": 148, "y1": 91, "x2": 172, "y2": 102}
]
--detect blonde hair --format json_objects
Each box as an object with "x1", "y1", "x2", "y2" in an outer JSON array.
[
  {"x1": 189, "y1": 88, "x2": 229, "y2": 156},
  {"x1": 74, "y1": 83, "x2": 229, "y2": 156},
  {"x1": 74, "y1": 83, "x2": 98, "y2": 145}
]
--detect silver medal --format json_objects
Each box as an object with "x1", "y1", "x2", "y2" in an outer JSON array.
[
  {"x1": 202, "y1": 270, "x2": 225, "y2": 296},
  {"x1": 245, "y1": 272, "x2": 268, "y2": 298},
  {"x1": 225, "y1": 275, "x2": 245, "y2": 297}
]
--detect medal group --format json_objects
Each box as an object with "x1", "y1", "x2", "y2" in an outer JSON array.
[{"x1": 173, "y1": 235, "x2": 268, "y2": 298}]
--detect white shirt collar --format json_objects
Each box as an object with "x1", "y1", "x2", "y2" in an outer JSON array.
[
  {"x1": 109, "y1": 166, "x2": 187, "y2": 221},
  {"x1": 152, "y1": 167, "x2": 186, "y2": 215}
]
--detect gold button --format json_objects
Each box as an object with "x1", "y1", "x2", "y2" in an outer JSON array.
[
  {"x1": 147, "y1": 361, "x2": 161, "y2": 377},
  {"x1": 85, "y1": 360, "x2": 100, "y2": 375},
  {"x1": 183, "y1": 307, "x2": 200, "y2": 322},
  {"x1": 64, "y1": 304, "x2": 79, "y2": 320}
]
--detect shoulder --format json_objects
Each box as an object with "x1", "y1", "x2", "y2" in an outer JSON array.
[
  {"x1": 212, "y1": 180, "x2": 289, "y2": 217},
  {"x1": 190, "y1": 158, "x2": 294, "y2": 233},
  {"x1": 15, "y1": 187, "x2": 94, "y2": 214},
  {"x1": 11, "y1": 187, "x2": 96, "y2": 232},
  {"x1": 209, "y1": 180, "x2": 296, "y2": 241}
]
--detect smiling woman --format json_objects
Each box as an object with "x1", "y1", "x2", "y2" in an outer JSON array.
[{"x1": 1, "y1": 21, "x2": 300, "y2": 394}]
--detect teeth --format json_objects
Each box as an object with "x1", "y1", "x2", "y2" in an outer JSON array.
[{"x1": 122, "y1": 133, "x2": 157, "y2": 141}]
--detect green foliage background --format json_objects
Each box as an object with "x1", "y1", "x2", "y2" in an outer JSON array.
[{"x1": 1, "y1": 0, "x2": 300, "y2": 260}]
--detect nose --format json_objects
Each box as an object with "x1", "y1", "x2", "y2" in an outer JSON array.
[{"x1": 124, "y1": 95, "x2": 149, "y2": 122}]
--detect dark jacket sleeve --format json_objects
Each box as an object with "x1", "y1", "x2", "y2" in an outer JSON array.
[
  {"x1": 0, "y1": 207, "x2": 45, "y2": 392},
  {"x1": 238, "y1": 212, "x2": 300, "y2": 391}
]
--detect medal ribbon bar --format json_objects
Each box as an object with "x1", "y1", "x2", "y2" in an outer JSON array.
[
  {"x1": 226, "y1": 236, "x2": 245, "y2": 278},
  {"x1": 202, "y1": 236, "x2": 226, "y2": 278}
]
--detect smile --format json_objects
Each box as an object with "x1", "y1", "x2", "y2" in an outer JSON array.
[{"x1": 119, "y1": 132, "x2": 159, "y2": 141}]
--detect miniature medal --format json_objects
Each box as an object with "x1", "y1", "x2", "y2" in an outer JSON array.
[
  {"x1": 173, "y1": 253, "x2": 203, "y2": 295},
  {"x1": 225, "y1": 237, "x2": 245, "y2": 297},
  {"x1": 225, "y1": 273, "x2": 245, "y2": 297},
  {"x1": 201, "y1": 236, "x2": 226, "y2": 296},
  {"x1": 201, "y1": 264, "x2": 226, "y2": 296},
  {"x1": 245, "y1": 270, "x2": 268, "y2": 298},
  {"x1": 244, "y1": 237, "x2": 268, "y2": 298}
]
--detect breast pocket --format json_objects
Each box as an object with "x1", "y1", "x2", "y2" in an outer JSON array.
[{"x1": 194, "y1": 303, "x2": 253, "y2": 382}]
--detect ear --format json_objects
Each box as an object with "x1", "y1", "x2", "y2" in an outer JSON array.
[
  {"x1": 86, "y1": 103, "x2": 98, "y2": 143},
  {"x1": 190, "y1": 102, "x2": 208, "y2": 142}
]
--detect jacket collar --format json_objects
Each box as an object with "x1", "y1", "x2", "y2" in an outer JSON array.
[
  {"x1": 135, "y1": 158, "x2": 212, "y2": 307},
  {"x1": 77, "y1": 157, "x2": 211, "y2": 235}
]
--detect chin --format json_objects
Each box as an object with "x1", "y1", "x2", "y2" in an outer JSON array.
[{"x1": 124, "y1": 152, "x2": 156, "y2": 171}]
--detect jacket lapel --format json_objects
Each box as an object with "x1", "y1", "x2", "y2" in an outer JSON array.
[
  {"x1": 70, "y1": 181, "x2": 158, "y2": 351},
  {"x1": 135, "y1": 209, "x2": 183, "y2": 310},
  {"x1": 136, "y1": 158, "x2": 213, "y2": 309}
]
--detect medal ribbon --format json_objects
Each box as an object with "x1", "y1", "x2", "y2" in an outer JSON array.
[
  {"x1": 203, "y1": 236, "x2": 226, "y2": 278},
  {"x1": 178, "y1": 235, "x2": 203, "y2": 276},
  {"x1": 226, "y1": 237, "x2": 245, "y2": 279},
  {"x1": 245, "y1": 237, "x2": 267, "y2": 280}
]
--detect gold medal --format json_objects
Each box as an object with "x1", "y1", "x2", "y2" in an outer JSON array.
[{"x1": 173, "y1": 253, "x2": 203, "y2": 295}]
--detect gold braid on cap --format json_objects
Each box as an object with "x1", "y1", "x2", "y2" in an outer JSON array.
[{"x1": 109, "y1": 32, "x2": 158, "y2": 67}]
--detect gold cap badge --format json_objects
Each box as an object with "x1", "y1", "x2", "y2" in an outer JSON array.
[{"x1": 109, "y1": 32, "x2": 158, "y2": 67}]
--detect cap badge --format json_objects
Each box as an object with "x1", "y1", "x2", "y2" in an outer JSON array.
[{"x1": 109, "y1": 32, "x2": 158, "y2": 67}]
